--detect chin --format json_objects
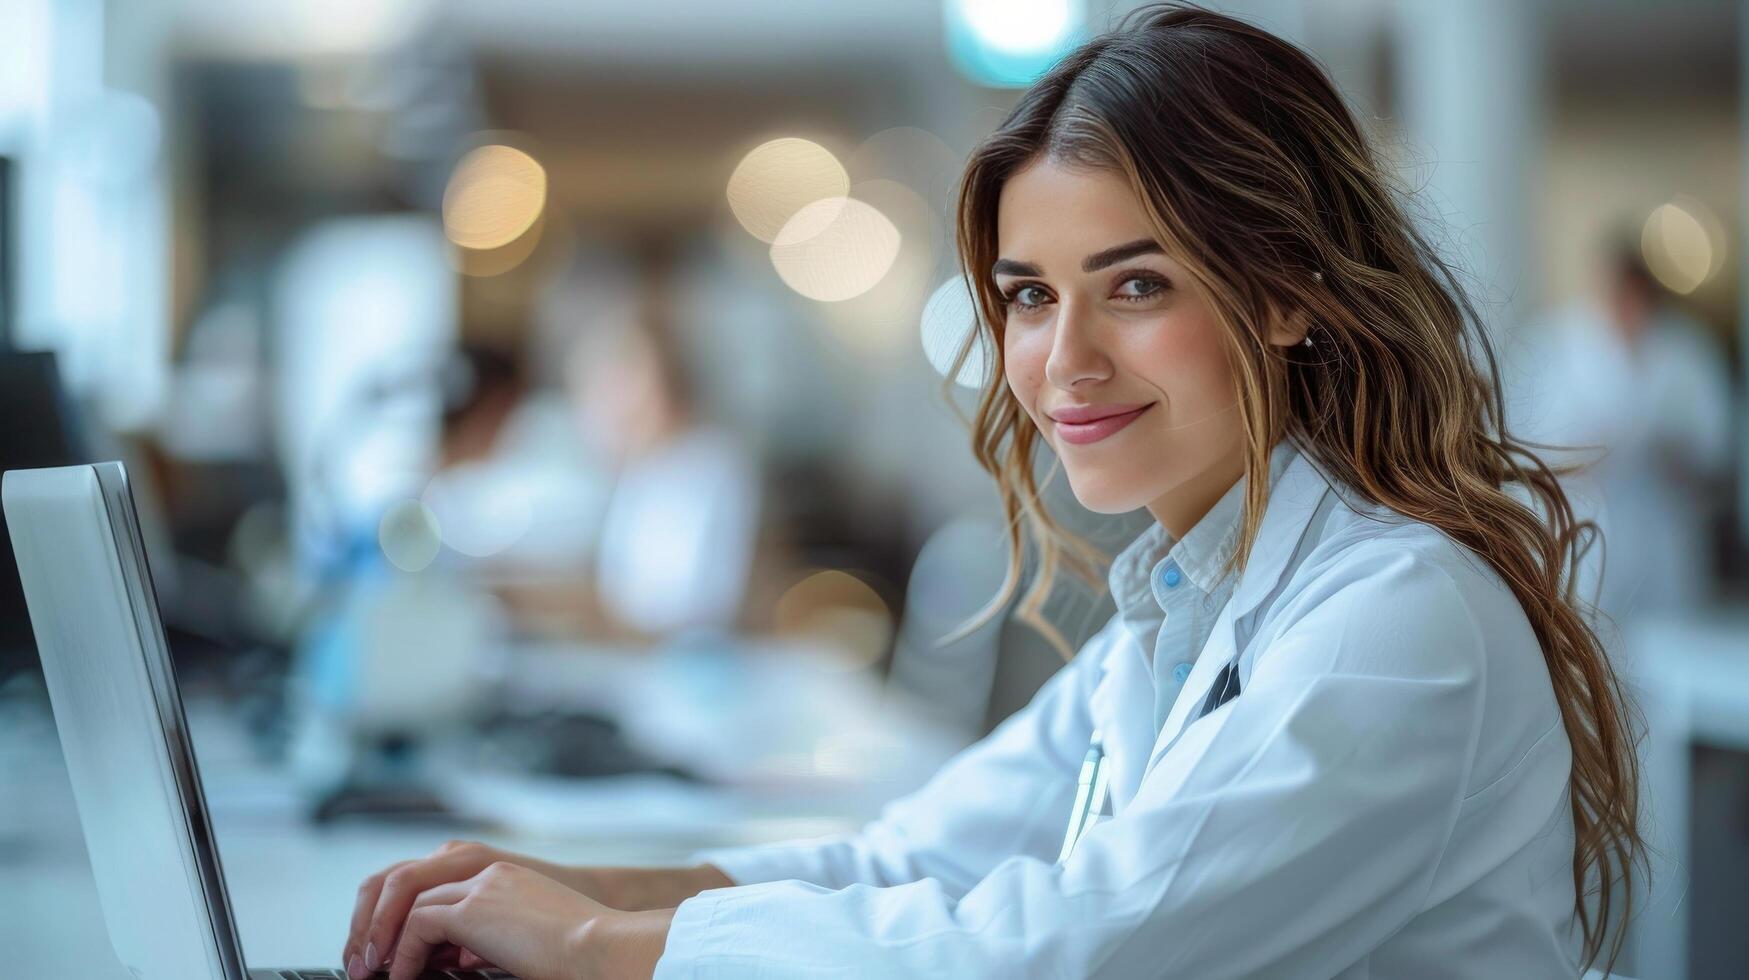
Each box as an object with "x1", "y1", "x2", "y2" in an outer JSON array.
[{"x1": 1061, "y1": 467, "x2": 1153, "y2": 515}]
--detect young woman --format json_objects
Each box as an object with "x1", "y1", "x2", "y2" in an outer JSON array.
[{"x1": 344, "y1": 5, "x2": 1643, "y2": 978}]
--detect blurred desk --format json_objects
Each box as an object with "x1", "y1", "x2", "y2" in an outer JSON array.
[
  {"x1": 0, "y1": 687, "x2": 862, "y2": 978},
  {"x1": 3, "y1": 817, "x2": 730, "y2": 978},
  {"x1": 1621, "y1": 608, "x2": 1749, "y2": 980}
]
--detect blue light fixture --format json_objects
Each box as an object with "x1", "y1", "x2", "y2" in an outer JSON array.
[{"x1": 944, "y1": 0, "x2": 1086, "y2": 88}]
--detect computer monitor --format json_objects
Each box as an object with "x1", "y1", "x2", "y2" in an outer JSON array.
[{"x1": 0, "y1": 351, "x2": 93, "y2": 680}]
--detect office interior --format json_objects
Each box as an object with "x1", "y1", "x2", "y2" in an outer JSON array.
[{"x1": 0, "y1": 1, "x2": 1744, "y2": 977}]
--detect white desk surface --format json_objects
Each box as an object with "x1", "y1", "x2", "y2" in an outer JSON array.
[
  {"x1": 0, "y1": 691, "x2": 867, "y2": 978},
  {"x1": 1617, "y1": 608, "x2": 1749, "y2": 980}
]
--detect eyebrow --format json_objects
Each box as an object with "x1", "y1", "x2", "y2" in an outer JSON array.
[{"x1": 992, "y1": 238, "x2": 1164, "y2": 278}]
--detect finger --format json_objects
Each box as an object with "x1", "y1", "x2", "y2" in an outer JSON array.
[
  {"x1": 387, "y1": 904, "x2": 457, "y2": 980},
  {"x1": 365, "y1": 851, "x2": 482, "y2": 968},
  {"x1": 457, "y1": 947, "x2": 492, "y2": 970},
  {"x1": 343, "y1": 860, "x2": 413, "y2": 967},
  {"x1": 408, "y1": 879, "x2": 472, "y2": 912}
]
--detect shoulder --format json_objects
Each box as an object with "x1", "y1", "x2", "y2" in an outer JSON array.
[
  {"x1": 1251, "y1": 491, "x2": 1568, "y2": 795},
  {"x1": 1256, "y1": 490, "x2": 1542, "y2": 685},
  {"x1": 1324, "y1": 500, "x2": 1518, "y2": 604}
]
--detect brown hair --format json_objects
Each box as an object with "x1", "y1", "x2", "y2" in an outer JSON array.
[{"x1": 947, "y1": 3, "x2": 1643, "y2": 970}]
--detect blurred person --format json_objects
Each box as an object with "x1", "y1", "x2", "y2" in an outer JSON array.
[
  {"x1": 338, "y1": 7, "x2": 1644, "y2": 979},
  {"x1": 479, "y1": 267, "x2": 765, "y2": 644},
  {"x1": 1513, "y1": 242, "x2": 1734, "y2": 622},
  {"x1": 566, "y1": 297, "x2": 762, "y2": 642},
  {"x1": 419, "y1": 340, "x2": 612, "y2": 576}
]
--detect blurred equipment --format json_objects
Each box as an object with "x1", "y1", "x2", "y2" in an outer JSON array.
[
  {"x1": 0, "y1": 155, "x2": 14, "y2": 347},
  {"x1": 0, "y1": 351, "x2": 93, "y2": 682},
  {"x1": 2, "y1": 461, "x2": 508, "y2": 980},
  {"x1": 289, "y1": 565, "x2": 506, "y2": 823}
]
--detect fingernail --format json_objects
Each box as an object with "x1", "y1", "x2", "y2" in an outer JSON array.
[
  {"x1": 365, "y1": 941, "x2": 380, "y2": 971},
  {"x1": 347, "y1": 953, "x2": 368, "y2": 980}
]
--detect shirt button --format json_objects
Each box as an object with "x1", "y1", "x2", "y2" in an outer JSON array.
[
  {"x1": 1172, "y1": 662, "x2": 1192, "y2": 684},
  {"x1": 1161, "y1": 565, "x2": 1182, "y2": 588}
]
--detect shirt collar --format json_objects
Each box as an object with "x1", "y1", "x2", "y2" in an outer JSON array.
[{"x1": 1107, "y1": 440, "x2": 1300, "y2": 612}]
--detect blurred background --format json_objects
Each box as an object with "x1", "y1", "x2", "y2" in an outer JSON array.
[{"x1": 0, "y1": 0, "x2": 1743, "y2": 976}]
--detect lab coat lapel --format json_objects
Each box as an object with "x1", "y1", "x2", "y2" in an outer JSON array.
[
  {"x1": 1143, "y1": 451, "x2": 1333, "y2": 772},
  {"x1": 1088, "y1": 625, "x2": 1165, "y2": 814}
]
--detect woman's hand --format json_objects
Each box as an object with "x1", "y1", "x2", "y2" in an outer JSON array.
[
  {"x1": 386, "y1": 861, "x2": 673, "y2": 980},
  {"x1": 343, "y1": 838, "x2": 729, "y2": 976},
  {"x1": 344, "y1": 838, "x2": 586, "y2": 976}
]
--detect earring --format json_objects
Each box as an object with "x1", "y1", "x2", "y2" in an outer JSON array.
[
  {"x1": 1301, "y1": 334, "x2": 1314, "y2": 348},
  {"x1": 1311, "y1": 270, "x2": 1324, "y2": 283}
]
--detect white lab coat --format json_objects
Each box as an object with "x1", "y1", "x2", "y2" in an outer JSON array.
[{"x1": 655, "y1": 447, "x2": 1579, "y2": 978}]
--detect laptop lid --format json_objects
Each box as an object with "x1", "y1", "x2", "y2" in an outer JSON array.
[{"x1": 3, "y1": 462, "x2": 247, "y2": 980}]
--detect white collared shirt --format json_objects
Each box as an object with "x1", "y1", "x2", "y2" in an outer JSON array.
[
  {"x1": 1109, "y1": 441, "x2": 1294, "y2": 734},
  {"x1": 659, "y1": 443, "x2": 1580, "y2": 979}
]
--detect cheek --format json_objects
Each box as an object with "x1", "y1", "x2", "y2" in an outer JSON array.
[
  {"x1": 1001, "y1": 328, "x2": 1048, "y2": 410},
  {"x1": 1128, "y1": 310, "x2": 1235, "y2": 402}
]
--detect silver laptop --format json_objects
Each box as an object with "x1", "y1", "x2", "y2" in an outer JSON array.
[{"x1": 3, "y1": 462, "x2": 510, "y2": 980}]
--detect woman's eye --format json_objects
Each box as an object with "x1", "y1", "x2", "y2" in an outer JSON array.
[
  {"x1": 1115, "y1": 276, "x2": 1168, "y2": 301},
  {"x1": 1004, "y1": 285, "x2": 1050, "y2": 311}
]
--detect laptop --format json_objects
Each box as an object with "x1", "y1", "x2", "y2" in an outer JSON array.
[{"x1": 3, "y1": 461, "x2": 511, "y2": 980}]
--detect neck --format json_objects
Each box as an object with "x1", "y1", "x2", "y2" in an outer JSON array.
[{"x1": 1145, "y1": 443, "x2": 1246, "y2": 539}]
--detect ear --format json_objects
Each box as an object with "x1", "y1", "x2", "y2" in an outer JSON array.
[{"x1": 1265, "y1": 305, "x2": 1311, "y2": 348}]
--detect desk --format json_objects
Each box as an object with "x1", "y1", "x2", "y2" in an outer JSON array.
[
  {"x1": 1619, "y1": 609, "x2": 1749, "y2": 980},
  {"x1": 0, "y1": 689, "x2": 863, "y2": 977}
]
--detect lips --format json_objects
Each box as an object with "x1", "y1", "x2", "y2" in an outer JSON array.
[{"x1": 1048, "y1": 402, "x2": 1154, "y2": 446}]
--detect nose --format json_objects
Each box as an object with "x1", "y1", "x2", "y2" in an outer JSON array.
[{"x1": 1043, "y1": 298, "x2": 1112, "y2": 390}]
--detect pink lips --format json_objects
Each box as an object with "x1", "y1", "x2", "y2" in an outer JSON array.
[{"x1": 1049, "y1": 402, "x2": 1154, "y2": 445}]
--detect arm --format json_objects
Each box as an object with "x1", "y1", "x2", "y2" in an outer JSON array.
[
  {"x1": 653, "y1": 548, "x2": 1507, "y2": 979},
  {"x1": 688, "y1": 620, "x2": 1113, "y2": 897},
  {"x1": 569, "y1": 864, "x2": 735, "y2": 911}
]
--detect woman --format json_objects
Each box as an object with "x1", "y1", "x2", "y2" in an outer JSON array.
[{"x1": 344, "y1": 5, "x2": 1643, "y2": 978}]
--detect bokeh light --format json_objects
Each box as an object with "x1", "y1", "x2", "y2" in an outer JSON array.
[
  {"x1": 450, "y1": 214, "x2": 545, "y2": 278},
  {"x1": 769, "y1": 196, "x2": 901, "y2": 302},
  {"x1": 945, "y1": 0, "x2": 1084, "y2": 87},
  {"x1": 846, "y1": 126, "x2": 962, "y2": 215},
  {"x1": 773, "y1": 569, "x2": 894, "y2": 670},
  {"x1": 920, "y1": 276, "x2": 993, "y2": 388},
  {"x1": 378, "y1": 499, "x2": 441, "y2": 572},
  {"x1": 442, "y1": 144, "x2": 548, "y2": 251},
  {"x1": 726, "y1": 137, "x2": 850, "y2": 243},
  {"x1": 901, "y1": 516, "x2": 1008, "y2": 645},
  {"x1": 960, "y1": 0, "x2": 1075, "y2": 55},
  {"x1": 813, "y1": 178, "x2": 940, "y2": 353},
  {"x1": 421, "y1": 463, "x2": 535, "y2": 558},
  {"x1": 1641, "y1": 197, "x2": 1725, "y2": 295}
]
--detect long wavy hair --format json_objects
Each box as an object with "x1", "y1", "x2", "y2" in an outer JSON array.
[{"x1": 946, "y1": 3, "x2": 1643, "y2": 971}]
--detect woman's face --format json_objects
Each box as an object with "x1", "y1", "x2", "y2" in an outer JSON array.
[{"x1": 996, "y1": 157, "x2": 1276, "y2": 529}]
